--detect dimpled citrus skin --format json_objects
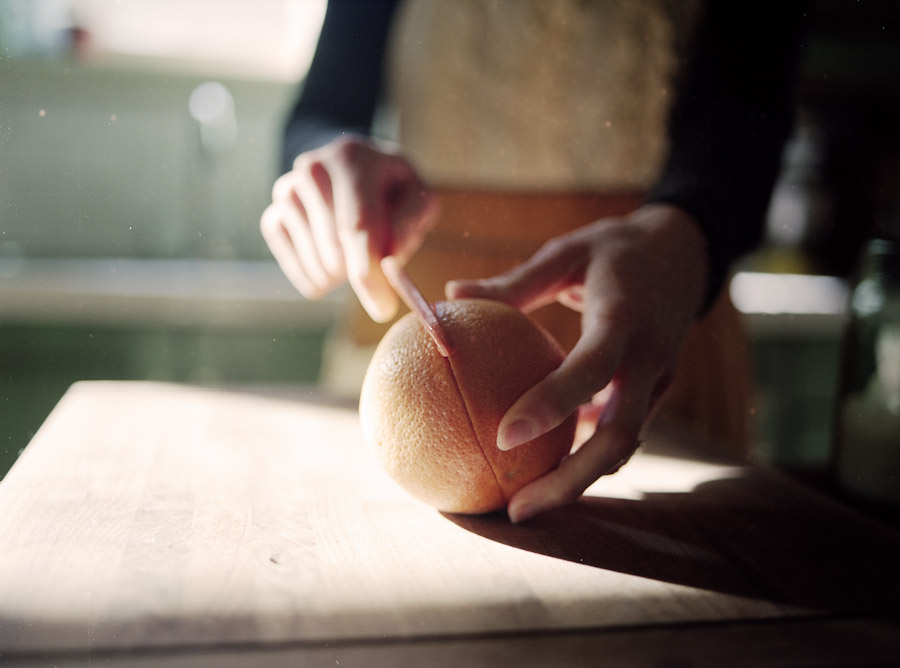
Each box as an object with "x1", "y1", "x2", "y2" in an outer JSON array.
[{"x1": 359, "y1": 298, "x2": 576, "y2": 514}]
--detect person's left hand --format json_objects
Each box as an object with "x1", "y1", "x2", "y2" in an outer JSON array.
[{"x1": 444, "y1": 203, "x2": 710, "y2": 522}]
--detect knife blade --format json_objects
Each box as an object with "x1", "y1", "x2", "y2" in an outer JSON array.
[{"x1": 380, "y1": 256, "x2": 455, "y2": 357}]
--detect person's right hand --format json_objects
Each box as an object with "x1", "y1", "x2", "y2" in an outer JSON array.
[{"x1": 260, "y1": 136, "x2": 438, "y2": 322}]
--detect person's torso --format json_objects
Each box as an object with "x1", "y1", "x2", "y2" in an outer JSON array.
[{"x1": 384, "y1": 0, "x2": 699, "y2": 192}]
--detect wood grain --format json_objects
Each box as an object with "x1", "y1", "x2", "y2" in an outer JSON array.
[{"x1": 0, "y1": 382, "x2": 898, "y2": 659}]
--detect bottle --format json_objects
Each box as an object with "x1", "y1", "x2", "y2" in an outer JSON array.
[{"x1": 832, "y1": 238, "x2": 900, "y2": 511}]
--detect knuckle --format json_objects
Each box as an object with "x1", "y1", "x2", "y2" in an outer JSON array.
[
  {"x1": 296, "y1": 155, "x2": 324, "y2": 180},
  {"x1": 332, "y1": 137, "x2": 367, "y2": 164},
  {"x1": 271, "y1": 173, "x2": 294, "y2": 201},
  {"x1": 534, "y1": 235, "x2": 570, "y2": 262},
  {"x1": 291, "y1": 150, "x2": 314, "y2": 171},
  {"x1": 259, "y1": 205, "x2": 282, "y2": 236},
  {"x1": 291, "y1": 154, "x2": 331, "y2": 193}
]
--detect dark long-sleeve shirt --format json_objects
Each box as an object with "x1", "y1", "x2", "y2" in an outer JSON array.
[{"x1": 283, "y1": 0, "x2": 805, "y2": 304}]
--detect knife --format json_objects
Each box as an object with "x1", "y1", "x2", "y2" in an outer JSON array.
[{"x1": 380, "y1": 256, "x2": 455, "y2": 357}]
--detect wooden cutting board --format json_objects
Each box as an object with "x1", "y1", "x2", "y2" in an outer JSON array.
[{"x1": 1, "y1": 381, "x2": 899, "y2": 657}]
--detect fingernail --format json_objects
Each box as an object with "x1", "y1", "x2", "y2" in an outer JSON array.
[
  {"x1": 509, "y1": 503, "x2": 539, "y2": 524},
  {"x1": 497, "y1": 419, "x2": 535, "y2": 451}
]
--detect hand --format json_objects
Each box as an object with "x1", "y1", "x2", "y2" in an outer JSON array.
[
  {"x1": 260, "y1": 137, "x2": 438, "y2": 322},
  {"x1": 445, "y1": 204, "x2": 710, "y2": 522}
]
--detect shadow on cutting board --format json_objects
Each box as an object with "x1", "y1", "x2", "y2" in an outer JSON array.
[{"x1": 444, "y1": 468, "x2": 900, "y2": 613}]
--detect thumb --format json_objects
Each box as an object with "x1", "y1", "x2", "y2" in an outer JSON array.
[{"x1": 385, "y1": 181, "x2": 439, "y2": 263}]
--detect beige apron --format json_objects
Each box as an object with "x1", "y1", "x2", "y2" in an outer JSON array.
[{"x1": 326, "y1": 0, "x2": 752, "y2": 455}]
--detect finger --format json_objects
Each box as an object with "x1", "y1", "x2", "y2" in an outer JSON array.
[
  {"x1": 272, "y1": 175, "x2": 332, "y2": 292},
  {"x1": 280, "y1": 195, "x2": 332, "y2": 293},
  {"x1": 496, "y1": 317, "x2": 628, "y2": 451},
  {"x1": 507, "y1": 364, "x2": 658, "y2": 523},
  {"x1": 388, "y1": 181, "x2": 439, "y2": 262},
  {"x1": 259, "y1": 203, "x2": 318, "y2": 297},
  {"x1": 297, "y1": 159, "x2": 346, "y2": 276},
  {"x1": 343, "y1": 228, "x2": 398, "y2": 322},
  {"x1": 331, "y1": 171, "x2": 398, "y2": 323},
  {"x1": 445, "y1": 236, "x2": 583, "y2": 312},
  {"x1": 648, "y1": 370, "x2": 674, "y2": 419},
  {"x1": 575, "y1": 401, "x2": 604, "y2": 447}
]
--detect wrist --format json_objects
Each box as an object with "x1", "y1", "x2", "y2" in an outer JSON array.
[{"x1": 627, "y1": 203, "x2": 711, "y2": 319}]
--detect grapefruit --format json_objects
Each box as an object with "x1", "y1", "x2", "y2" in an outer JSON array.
[{"x1": 359, "y1": 298, "x2": 576, "y2": 514}]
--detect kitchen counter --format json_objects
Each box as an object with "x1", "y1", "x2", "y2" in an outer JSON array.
[
  {"x1": 0, "y1": 257, "x2": 337, "y2": 329},
  {"x1": 1, "y1": 382, "x2": 898, "y2": 666}
]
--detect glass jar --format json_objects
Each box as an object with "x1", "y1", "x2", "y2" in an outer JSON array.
[{"x1": 832, "y1": 238, "x2": 900, "y2": 510}]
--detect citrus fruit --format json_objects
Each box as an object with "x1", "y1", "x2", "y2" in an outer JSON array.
[{"x1": 359, "y1": 298, "x2": 576, "y2": 514}]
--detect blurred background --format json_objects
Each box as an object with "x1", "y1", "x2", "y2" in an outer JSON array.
[
  {"x1": 1, "y1": 0, "x2": 899, "y2": 482},
  {"x1": 1, "y1": 0, "x2": 333, "y2": 477}
]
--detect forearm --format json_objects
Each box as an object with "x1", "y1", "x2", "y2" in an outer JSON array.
[
  {"x1": 282, "y1": 0, "x2": 399, "y2": 171},
  {"x1": 645, "y1": 1, "x2": 807, "y2": 307}
]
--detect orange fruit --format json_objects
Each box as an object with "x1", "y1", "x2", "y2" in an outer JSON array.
[{"x1": 359, "y1": 298, "x2": 576, "y2": 514}]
